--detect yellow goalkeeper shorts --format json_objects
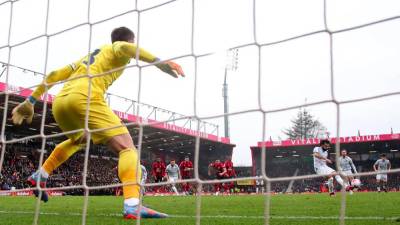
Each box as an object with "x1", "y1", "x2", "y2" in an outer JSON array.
[{"x1": 52, "y1": 93, "x2": 129, "y2": 144}]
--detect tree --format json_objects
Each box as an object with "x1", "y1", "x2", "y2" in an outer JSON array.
[{"x1": 283, "y1": 108, "x2": 328, "y2": 139}]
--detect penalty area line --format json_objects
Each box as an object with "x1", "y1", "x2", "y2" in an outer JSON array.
[{"x1": 0, "y1": 210, "x2": 398, "y2": 221}]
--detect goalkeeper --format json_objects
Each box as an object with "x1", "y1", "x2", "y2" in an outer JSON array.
[{"x1": 11, "y1": 27, "x2": 184, "y2": 219}]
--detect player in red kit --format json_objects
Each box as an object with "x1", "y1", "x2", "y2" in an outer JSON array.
[
  {"x1": 208, "y1": 159, "x2": 227, "y2": 195},
  {"x1": 179, "y1": 156, "x2": 193, "y2": 195},
  {"x1": 224, "y1": 157, "x2": 236, "y2": 194},
  {"x1": 152, "y1": 157, "x2": 166, "y2": 193}
]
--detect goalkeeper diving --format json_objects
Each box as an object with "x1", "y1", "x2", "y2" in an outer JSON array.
[{"x1": 11, "y1": 27, "x2": 184, "y2": 219}]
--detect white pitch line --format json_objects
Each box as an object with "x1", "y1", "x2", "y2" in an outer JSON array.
[
  {"x1": 0, "y1": 210, "x2": 398, "y2": 221},
  {"x1": 171, "y1": 215, "x2": 400, "y2": 221}
]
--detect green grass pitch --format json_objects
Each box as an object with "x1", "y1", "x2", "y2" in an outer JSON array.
[{"x1": 0, "y1": 192, "x2": 399, "y2": 225}]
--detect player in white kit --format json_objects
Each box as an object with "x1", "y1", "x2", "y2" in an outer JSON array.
[
  {"x1": 140, "y1": 164, "x2": 147, "y2": 195},
  {"x1": 373, "y1": 153, "x2": 391, "y2": 192},
  {"x1": 313, "y1": 140, "x2": 348, "y2": 196},
  {"x1": 338, "y1": 149, "x2": 357, "y2": 193},
  {"x1": 166, "y1": 159, "x2": 181, "y2": 195}
]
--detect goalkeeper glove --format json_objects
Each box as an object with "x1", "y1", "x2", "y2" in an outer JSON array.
[
  {"x1": 11, "y1": 96, "x2": 35, "y2": 125},
  {"x1": 155, "y1": 59, "x2": 185, "y2": 78}
]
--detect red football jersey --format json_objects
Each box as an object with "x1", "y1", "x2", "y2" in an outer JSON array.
[
  {"x1": 210, "y1": 162, "x2": 226, "y2": 175},
  {"x1": 224, "y1": 160, "x2": 236, "y2": 177},
  {"x1": 152, "y1": 161, "x2": 166, "y2": 177},
  {"x1": 179, "y1": 160, "x2": 193, "y2": 178}
]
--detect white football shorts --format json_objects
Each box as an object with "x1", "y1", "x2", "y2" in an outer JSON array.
[
  {"x1": 168, "y1": 177, "x2": 179, "y2": 183},
  {"x1": 314, "y1": 165, "x2": 335, "y2": 175},
  {"x1": 376, "y1": 174, "x2": 388, "y2": 182},
  {"x1": 341, "y1": 170, "x2": 354, "y2": 176}
]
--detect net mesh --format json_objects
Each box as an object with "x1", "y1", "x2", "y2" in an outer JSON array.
[{"x1": 0, "y1": 0, "x2": 399, "y2": 224}]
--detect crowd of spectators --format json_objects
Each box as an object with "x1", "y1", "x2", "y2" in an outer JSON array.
[
  {"x1": 1, "y1": 153, "x2": 35, "y2": 190},
  {"x1": 0, "y1": 144, "x2": 235, "y2": 195},
  {"x1": 0, "y1": 143, "x2": 196, "y2": 195},
  {"x1": 0, "y1": 143, "x2": 119, "y2": 195},
  {"x1": 1, "y1": 142, "x2": 400, "y2": 195}
]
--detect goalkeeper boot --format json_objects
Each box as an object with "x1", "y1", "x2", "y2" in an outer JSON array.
[
  {"x1": 27, "y1": 171, "x2": 49, "y2": 203},
  {"x1": 123, "y1": 204, "x2": 168, "y2": 219}
]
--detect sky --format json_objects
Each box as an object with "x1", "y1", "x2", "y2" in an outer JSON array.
[{"x1": 0, "y1": 0, "x2": 400, "y2": 166}]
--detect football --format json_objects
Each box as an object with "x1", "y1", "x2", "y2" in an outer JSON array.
[{"x1": 352, "y1": 179, "x2": 362, "y2": 187}]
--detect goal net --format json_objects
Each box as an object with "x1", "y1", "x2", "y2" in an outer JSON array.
[{"x1": 0, "y1": 0, "x2": 399, "y2": 225}]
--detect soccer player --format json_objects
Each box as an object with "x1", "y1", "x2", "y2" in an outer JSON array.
[
  {"x1": 165, "y1": 159, "x2": 180, "y2": 195},
  {"x1": 338, "y1": 149, "x2": 357, "y2": 193},
  {"x1": 224, "y1": 157, "x2": 236, "y2": 194},
  {"x1": 179, "y1": 156, "x2": 193, "y2": 195},
  {"x1": 373, "y1": 153, "x2": 391, "y2": 192},
  {"x1": 140, "y1": 163, "x2": 147, "y2": 195},
  {"x1": 313, "y1": 140, "x2": 348, "y2": 196},
  {"x1": 208, "y1": 159, "x2": 227, "y2": 195},
  {"x1": 152, "y1": 157, "x2": 166, "y2": 192},
  {"x1": 11, "y1": 27, "x2": 184, "y2": 219}
]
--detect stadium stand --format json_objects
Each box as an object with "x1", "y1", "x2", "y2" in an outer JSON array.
[
  {"x1": 1, "y1": 72, "x2": 398, "y2": 195},
  {"x1": 0, "y1": 81, "x2": 235, "y2": 195},
  {"x1": 251, "y1": 134, "x2": 400, "y2": 193},
  {"x1": 2, "y1": 129, "x2": 400, "y2": 195}
]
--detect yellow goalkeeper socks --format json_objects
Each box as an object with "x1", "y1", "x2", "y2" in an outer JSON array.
[
  {"x1": 118, "y1": 148, "x2": 141, "y2": 200},
  {"x1": 42, "y1": 139, "x2": 82, "y2": 175}
]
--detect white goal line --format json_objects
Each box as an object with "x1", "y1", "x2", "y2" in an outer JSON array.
[{"x1": 0, "y1": 210, "x2": 398, "y2": 221}]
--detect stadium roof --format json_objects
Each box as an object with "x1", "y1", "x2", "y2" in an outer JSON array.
[{"x1": 0, "y1": 82, "x2": 235, "y2": 157}]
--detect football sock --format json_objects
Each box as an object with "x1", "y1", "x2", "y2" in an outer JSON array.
[
  {"x1": 119, "y1": 148, "x2": 141, "y2": 199},
  {"x1": 327, "y1": 177, "x2": 334, "y2": 193},
  {"x1": 172, "y1": 185, "x2": 179, "y2": 195},
  {"x1": 39, "y1": 168, "x2": 49, "y2": 179},
  {"x1": 42, "y1": 139, "x2": 82, "y2": 175},
  {"x1": 335, "y1": 175, "x2": 345, "y2": 187},
  {"x1": 124, "y1": 198, "x2": 139, "y2": 207}
]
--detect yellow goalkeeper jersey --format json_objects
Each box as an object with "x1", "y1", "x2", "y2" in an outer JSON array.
[{"x1": 31, "y1": 41, "x2": 157, "y2": 100}]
